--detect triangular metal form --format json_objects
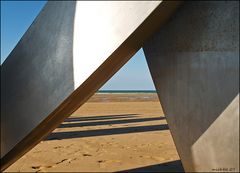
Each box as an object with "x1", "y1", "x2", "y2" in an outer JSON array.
[
  {"x1": 1, "y1": 1, "x2": 182, "y2": 171},
  {"x1": 1, "y1": 1, "x2": 239, "y2": 172}
]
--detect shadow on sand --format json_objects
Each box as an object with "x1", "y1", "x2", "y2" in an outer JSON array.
[
  {"x1": 45, "y1": 114, "x2": 183, "y2": 172},
  {"x1": 45, "y1": 114, "x2": 167, "y2": 140},
  {"x1": 46, "y1": 124, "x2": 169, "y2": 140},
  {"x1": 64, "y1": 114, "x2": 139, "y2": 122},
  {"x1": 117, "y1": 160, "x2": 184, "y2": 172},
  {"x1": 59, "y1": 117, "x2": 165, "y2": 128}
]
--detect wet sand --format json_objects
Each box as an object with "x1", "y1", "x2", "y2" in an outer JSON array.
[{"x1": 5, "y1": 93, "x2": 184, "y2": 172}]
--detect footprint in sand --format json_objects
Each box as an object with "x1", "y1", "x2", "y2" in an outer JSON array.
[
  {"x1": 31, "y1": 158, "x2": 77, "y2": 172},
  {"x1": 55, "y1": 158, "x2": 72, "y2": 164},
  {"x1": 98, "y1": 160, "x2": 106, "y2": 168},
  {"x1": 65, "y1": 144, "x2": 74, "y2": 148},
  {"x1": 82, "y1": 153, "x2": 92, "y2": 157},
  {"x1": 153, "y1": 156, "x2": 166, "y2": 161},
  {"x1": 98, "y1": 160, "x2": 105, "y2": 163},
  {"x1": 98, "y1": 159, "x2": 122, "y2": 168},
  {"x1": 31, "y1": 165, "x2": 54, "y2": 172},
  {"x1": 53, "y1": 146, "x2": 63, "y2": 149},
  {"x1": 143, "y1": 156, "x2": 165, "y2": 162}
]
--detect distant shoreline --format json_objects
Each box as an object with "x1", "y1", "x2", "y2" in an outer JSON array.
[{"x1": 97, "y1": 90, "x2": 157, "y2": 94}]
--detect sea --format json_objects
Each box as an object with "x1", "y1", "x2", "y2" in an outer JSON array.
[
  {"x1": 97, "y1": 90, "x2": 156, "y2": 94},
  {"x1": 89, "y1": 90, "x2": 158, "y2": 102}
]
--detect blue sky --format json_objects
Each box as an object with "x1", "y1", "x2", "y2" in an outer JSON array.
[{"x1": 1, "y1": 1, "x2": 155, "y2": 90}]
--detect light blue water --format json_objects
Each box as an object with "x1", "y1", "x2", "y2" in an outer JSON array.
[{"x1": 97, "y1": 90, "x2": 156, "y2": 93}]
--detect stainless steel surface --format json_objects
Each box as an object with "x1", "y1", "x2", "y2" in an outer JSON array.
[
  {"x1": 144, "y1": 1, "x2": 239, "y2": 172},
  {"x1": 1, "y1": 1, "x2": 182, "y2": 171},
  {"x1": 1, "y1": 1, "x2": 76, "y2": 158}
]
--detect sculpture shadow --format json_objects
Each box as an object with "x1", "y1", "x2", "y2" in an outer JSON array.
[
  {"x1": 64, "y1": 114, "x2": 139, "y2": 122},
  {"x1": 46, "y1": 124, "x2": 169, "y2": 140},
  {"x1": 117, "y1": 160, "x2": 184, "y2": 172},
  {"x1": 59, "y1": 117, "x2": 165, "y2": 128},
  {"x1": 45, "y1": 114, "x2": 168, "y2": 140}
]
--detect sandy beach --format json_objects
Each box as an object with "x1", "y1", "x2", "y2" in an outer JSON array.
[{"x1": 5, "y1": 93, "x2": 183, "y2": 172}]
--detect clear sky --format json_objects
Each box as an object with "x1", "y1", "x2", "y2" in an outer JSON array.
[{"x1": 1, "y1": 1, "x2": 155, "y2": 90}]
